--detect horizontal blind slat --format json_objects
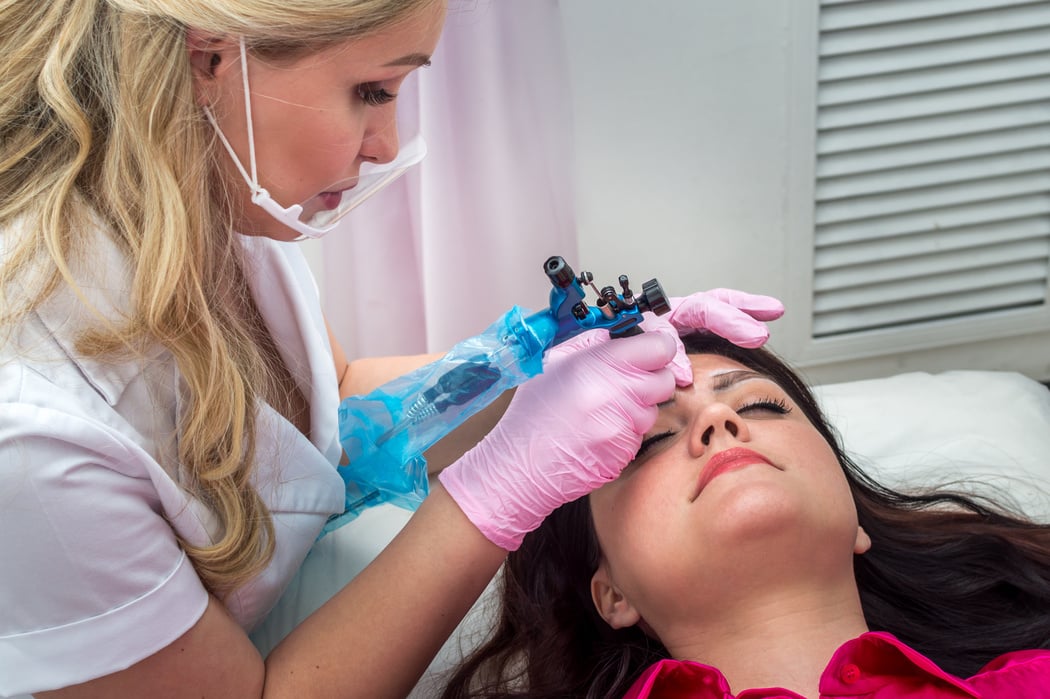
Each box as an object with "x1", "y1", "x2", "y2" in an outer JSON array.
[
  {"x1": 820, "y1": 52, "x2": 1050, "y2": 106},
  {"x1": 817, "y1": 148, "x2": 1050, "y2": 200},
  {"x1": 821, "y1": 0, "x2": 1040, "y2": 31},
  {"x1": 814, "y1": 239, "x2": 1050, "y2": 290},
  {"x1": 820, "y1": 4, "x2": 1050, "y2": 56},
  {"x1": 815, "y1": 260, "x2": 1048, "y2": 310},
  {"x1": 815, "y1": 193, "x2": 1050, "y2": 246},
  {"x1": 818, "y1": 106, "x2": 1050, "y2": 153},
  {"x1": 815, "y1": 216, "x2": 1050, "y2": 268},
  {"x1": 817, "y1": 124, "x2": 1050, "y2": 176},
  {"x1": 820, "y1": 27, "x2": 1050, "y2": 81},
  {"x1": 817, "y1": 76, "x2": 1050, "y2": 130},
  {"x1": 813, "y1": 281, "x2": 1046, "y2": 335},
  {"x1": 815, "y1": 171, "x2": 1050, "y2": 225}
]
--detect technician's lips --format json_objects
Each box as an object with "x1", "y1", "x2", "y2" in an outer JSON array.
[
  {"x1": 317, "y1": 191, "x2": 344, "y2": 210},
  {"x1": 693, "y1": 447, "x2": 774, "y2": 499}
]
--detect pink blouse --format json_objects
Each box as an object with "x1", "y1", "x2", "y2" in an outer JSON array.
[{"x1": 623, "y1": 632, "x2": 1050, "y2": 698}]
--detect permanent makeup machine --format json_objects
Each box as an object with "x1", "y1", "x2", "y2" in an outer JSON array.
[{"x1": 323, "y1": 256, "x2": 669, "y2": 534}]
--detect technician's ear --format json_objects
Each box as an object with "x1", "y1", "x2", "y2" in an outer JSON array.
[
  {"x1": 185, "y1": 29, "x2": 240, "y2": 107},
  {"x1": 591, "y1": 561, "x2": 642, "y2": 630},
  {"x1": 854, "y1": 525, "x2": 872, "y2": 555}
]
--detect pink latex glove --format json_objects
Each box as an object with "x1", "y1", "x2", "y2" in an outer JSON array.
[
  {"x1": 439, "y1": 329, "x2": 681, "y2": 551},
  {"x1": 665, "y1": 289, "x2": 784, "y2": 348}
]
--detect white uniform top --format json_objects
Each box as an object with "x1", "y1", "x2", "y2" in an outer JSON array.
[{"x1": 0, "y1": 222, "x2": 345, "y2": 697}]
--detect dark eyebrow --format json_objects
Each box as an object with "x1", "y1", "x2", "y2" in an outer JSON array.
[
  {"x1": 712, "y1": 370, "x2": 772, "y2": 392},
  {"x1": 656, "y1": 369, "x2": 774, "y2": 409},
  {"x1": 383, "y1": 53, "x2": 432, "y2": 68}
]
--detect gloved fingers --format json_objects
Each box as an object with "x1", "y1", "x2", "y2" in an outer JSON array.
[
  {"x1": 593, "y1": 327, "x2": 679, "y2": 373},
  {"x1": 586, "y1": 335, "x2": 678, "y2": 427},
  {"x1": 637, "y1": 313, "x2": 694, "y2": 386},
  {"x1": 672, "y1": 289, "x2": 785, "y2": 321},
  {"x1": 514, "y1": 332, "x2": 676, "y2": 430},
  {"x1": 669, "y1": 290, "x2": 785, "y2": 349},
  {"x1": 587, "y1": 417, "x2": 650, "y2": 482},
  {"x1": 507, "y1": 332, "x2": 662, "y2": 417},
  {"x1": 613, "y1": 367, "x2": 672, "y2": 428},
  {"x1": 542, "y1": 327, "x2": 611, "y2": 368}
]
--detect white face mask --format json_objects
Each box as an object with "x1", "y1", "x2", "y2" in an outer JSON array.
[{"x1": 203, "y1": 37, "x2": 427, "y2": 240}]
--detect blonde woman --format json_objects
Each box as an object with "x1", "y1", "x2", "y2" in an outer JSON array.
[{"x1": 0, "y1": 1, "x2": 782, "y2": 696}]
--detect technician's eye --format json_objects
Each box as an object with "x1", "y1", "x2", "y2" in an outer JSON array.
[
  {"x1": 357, "y1": 83, "x2": 397, "y2": 107},
  {"x1": 635, "y1": 430, "x2": 674, "y2": 459},
  {"x1": 737, "y1": 397, "x2": 790, "y2": 416}
]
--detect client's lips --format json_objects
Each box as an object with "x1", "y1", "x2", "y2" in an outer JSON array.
[{"x1": 694, "y1": 447, "x2": 773, "y2": 499}]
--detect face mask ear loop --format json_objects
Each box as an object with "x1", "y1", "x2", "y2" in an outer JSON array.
[
  {"x1": 237, "y1": 37, "x2": 262, "y2": 199},
  {"x1": 200, "y1": 38, "x2": 264, "y2": 200}
]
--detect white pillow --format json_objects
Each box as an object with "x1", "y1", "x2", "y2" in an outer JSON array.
[
  {"x1": 250, "y1": 370, "x2": 1050, "y2": 694},
  {"x1": 814, "y1": 370, "x2": 1050, "y2": 521}
]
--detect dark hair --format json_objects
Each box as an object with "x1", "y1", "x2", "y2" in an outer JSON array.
[{"x1": 440, "y1": 333, "x2": 1050, "y2": 698}]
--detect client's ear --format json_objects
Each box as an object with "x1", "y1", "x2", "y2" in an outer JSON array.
[
  {"x1": 591, "y1": 561, "x2": 641, "y2": 629},
  {"x1": 854, "y1": 525, "x2": 872, "y2": 555}
]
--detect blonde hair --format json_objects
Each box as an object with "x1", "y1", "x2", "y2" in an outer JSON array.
[{"x1": 0, "y1": 0, "x2": 439, "y2": 595}]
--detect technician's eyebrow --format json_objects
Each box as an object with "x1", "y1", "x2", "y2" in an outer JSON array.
[{"x1": 384, "y1": 53, "x2": 432, "y2": 68}]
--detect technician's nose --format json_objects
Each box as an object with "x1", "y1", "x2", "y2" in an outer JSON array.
[
  {"x1": 688, "y1": 402, "x2": 749, "y2": 456},
  {"x1": 360, "y1": 108, "x2": 400, "y2": 164}
]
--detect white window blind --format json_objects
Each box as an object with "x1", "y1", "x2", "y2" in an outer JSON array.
[{"x1": 813, "y1": 0, "x2": 1050, "y2": 337}]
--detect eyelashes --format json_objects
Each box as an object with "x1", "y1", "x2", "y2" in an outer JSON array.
[
  {"x1": 357, "y1": 84, "x2": 397, "y2": 106},
  {"x1": 737, "y1": 396, "x2": 790, "y2": 415},
  {"x1": 636, "y1": 430, "x2": 673, "y2": 458},
  {"x1": 356, "y1": 61, "x2": 431, "y2": 108},
  {"x1": 633, "y1": 396, "x2": 792, "y2": 459}
]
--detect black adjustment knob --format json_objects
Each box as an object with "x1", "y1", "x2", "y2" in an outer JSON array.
[
  {"x1": 544, "y1": 256, "x2": 575, "y2": 288},
  {"x1": 638, "y1": 278, "x2": 670, "y2": 315}
]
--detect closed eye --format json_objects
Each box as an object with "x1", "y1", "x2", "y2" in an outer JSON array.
[
  {"x1": 634, "y1": 397, "x2": 789, "y2": 461},
  {"x1": 738, "y1": 397, "x2": 790, "y2": 415},
  {"x1": 635, "y1": 430, "x2": 674, "y2": 459}
]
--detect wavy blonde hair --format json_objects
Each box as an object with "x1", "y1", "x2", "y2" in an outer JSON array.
[{"x1": 0, "y1": 0, "x2": 440, "y2": 595}]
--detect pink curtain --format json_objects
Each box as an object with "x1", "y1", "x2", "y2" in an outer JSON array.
[{"x1": 321, "y1": 0, "x2": 576, "y2": 358}]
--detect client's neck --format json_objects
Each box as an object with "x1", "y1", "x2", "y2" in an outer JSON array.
[{"x1": 661, "y1": 583, "x2": 869, "y2": 698}]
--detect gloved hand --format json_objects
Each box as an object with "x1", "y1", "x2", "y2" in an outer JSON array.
[
  {"x1": 555, "y1": 317, "x2": 693, "y2": 388},
  {"x1": 663, "y1": 289, "x2": 784, "y2": 348},
  {"x1": 439, "y1": 329, "x2": 680, "y2": 550}
]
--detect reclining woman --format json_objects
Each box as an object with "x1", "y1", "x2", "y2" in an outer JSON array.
[{"x1": 440, "y1": 333, "x2": 1050, "y2": 698}]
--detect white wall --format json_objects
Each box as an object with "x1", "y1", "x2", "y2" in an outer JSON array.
[
  {"x1": 306, "y1": 1, "x2": 1050, "y2": 384},
  {"x1": 559, "y1": 0, "x2": 1050, "y2": 383},
  {"x1": 560, "y1": 1, "x2": 799, "y2": 304}
]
